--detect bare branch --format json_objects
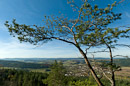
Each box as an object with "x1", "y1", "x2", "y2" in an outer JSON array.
[
  {"x1": 88, "y1": 49, "x2": 109, "y2": 54},
  {"x1": 62, "y1": 26, "x2": 71, "y2": 31},
  {"x1": 117, "y1": 0, "x2": 125, "y2": 4},
  {"x1": 71, "y1": 11, "x2": 81, "y2": 30},
  {"x1": 85, "y1": 46, "x2": 92, "y2": 55},
  {"x1": 102, "y1": 71, "x2": 113, "y2": 84},
  {"x1": 91, "y1": 53, "x2": 113, "y2": 84}
]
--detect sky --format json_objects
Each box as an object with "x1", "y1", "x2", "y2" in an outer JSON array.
[{"x1": 0, "y1": 0, "x2": 130, "y2": 58}]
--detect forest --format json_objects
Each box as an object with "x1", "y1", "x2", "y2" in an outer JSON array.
[
  {"x1": 0, "y1": 58, "x2": 130, "y2": 86},
  {"x1": 0, "y1": 60, "x2": 51, "y2": 69}
]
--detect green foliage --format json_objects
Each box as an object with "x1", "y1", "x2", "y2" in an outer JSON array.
[
  {"x1": 101, "y1": 77, "x2": 130, "y2": 86},
  {"x1": 0, "y1": 69, "x2": 48, "y2": 86},
  {"x1": 116, "y1": 79, "x2": 130, "y2": 86},
  {"x1": 68, "y1": 76, "x2": 130, "y2": 86},
  {"x1": 43, "y1": 61, "x2": 67, "y2": 86},
  {"x1": 69, "y1": 80, "x2": 97, "y2": 86},
  {"x1": 68, "y1": 76, "x2": 98, "y2": 86}
]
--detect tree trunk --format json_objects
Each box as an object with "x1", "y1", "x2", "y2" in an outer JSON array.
[
  {"x1": 76, "y1": 46, "x2": 104, "y2": 86},
  {"x1": 107, "y1": 45, "x2": 115, "y2": 86},
  {"x1": 111, "y1": 71, "x2": 115, "y2": 86}
]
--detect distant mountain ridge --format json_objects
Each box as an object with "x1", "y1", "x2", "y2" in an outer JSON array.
[
  {"x1": 0, "y1": 57, "x2": 125, "y2": 61},
  {"x1": 0, "y1": 57, "x2": 129, "y2": 68}
]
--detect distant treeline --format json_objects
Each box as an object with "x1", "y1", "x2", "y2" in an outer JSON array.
[
  {"x1": 90, "y1": 58, "x2": 130, "y2": 67},
  {"x1": 114, "y1": 58, "x2": 130, "y2": 67},
  {"x1": 0, "y1": 58, "x2": 129, "y2": 69},
  {"x1": 0, "y1": 60, "x2": 51, "y2": 69}
]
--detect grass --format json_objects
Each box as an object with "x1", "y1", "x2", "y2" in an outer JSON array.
[
  {"x1": 29, "y1": 68, "x2": 46, "y2": 73},
  {"x1": 115, "y1": 67, "x2": 130, "y2": 77}
]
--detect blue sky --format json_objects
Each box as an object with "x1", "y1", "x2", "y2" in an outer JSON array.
[{"x1": 0, "y1": 0, "x2": 130, "y2": 58}]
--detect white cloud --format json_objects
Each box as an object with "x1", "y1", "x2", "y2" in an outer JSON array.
[
  {"x1": 0, "y1": 38, "x2": 34, "y2": 58},
  {"x1": 0, "y1": 38, "x2": 81, "y2": 58},
  {"x1": 1, "y1": 36, "x2": 129, "y2": 59},
  {"x1": 0, "y1": 37, "x2": 130, "y2": 58}
]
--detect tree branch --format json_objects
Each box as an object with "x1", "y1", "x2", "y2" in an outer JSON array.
[
  {"x1": 50, "y1": 37, "x2": 76, "y2": 45},
  {"x1": 88, "y1": 48, "x2": 109, "y2": 54}
]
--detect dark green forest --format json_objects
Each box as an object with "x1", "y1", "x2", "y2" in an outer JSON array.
[
  {"x1": 0, "y1": 69, "x2": 48, "y2": 86},
  {"x1": 0, "y1": 60, "x2": 51, "y2": 69}
]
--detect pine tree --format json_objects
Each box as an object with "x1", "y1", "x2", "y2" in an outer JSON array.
[{"x1": 43, "y1": 61, "x2": 67, "y2": 86}]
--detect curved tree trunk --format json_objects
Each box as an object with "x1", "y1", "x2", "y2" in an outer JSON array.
[{"x1": 76, "y1": 46, "x2": 104, "y2": 86}]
